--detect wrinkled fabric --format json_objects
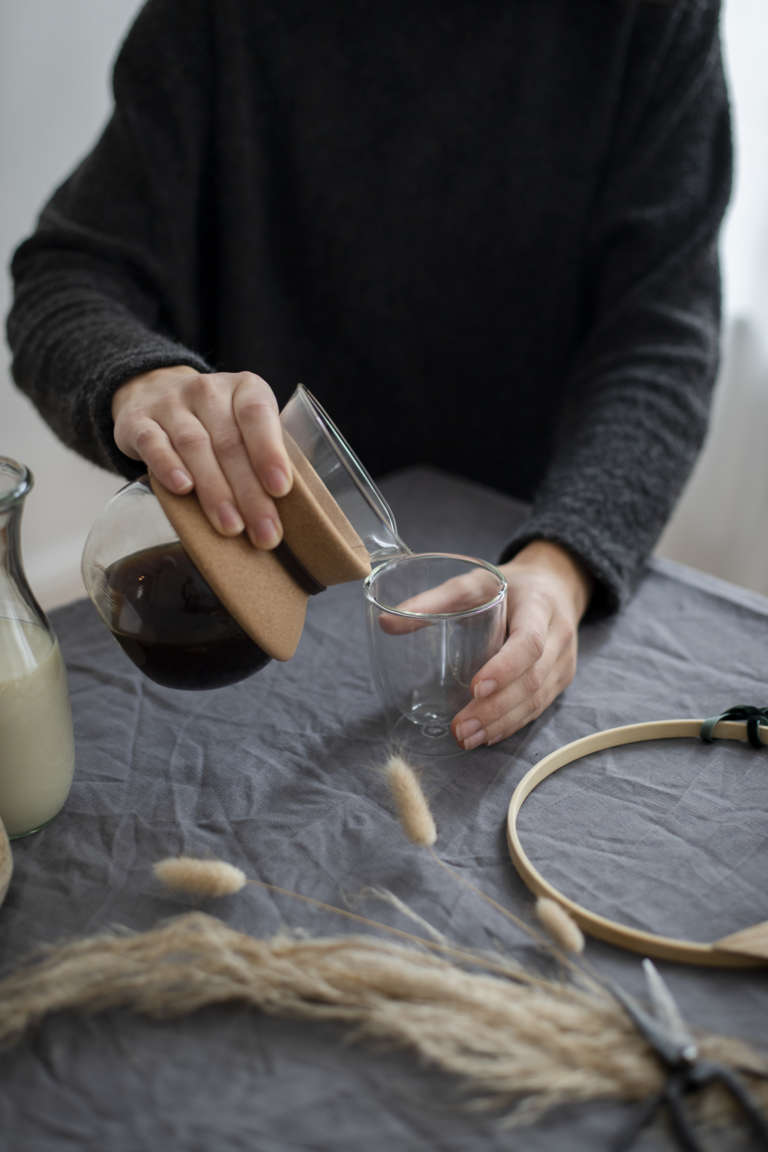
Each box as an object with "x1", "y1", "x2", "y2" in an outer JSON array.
[{"x1": 0, "y1": 468, "x2": 766, "y2": 1152}]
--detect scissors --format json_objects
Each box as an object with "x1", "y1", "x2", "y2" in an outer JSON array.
[{"x1": 611, "y1": 958, "x2": 768, "y2": 1151}]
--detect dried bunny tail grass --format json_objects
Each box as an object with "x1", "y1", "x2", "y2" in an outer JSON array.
[
  {"x1": 0, "y1": 913, "x2": 765, "y2": 1127},
  {"x1": 383, "y1": 754, "x2": 595, "y2": 983},
  {"x1": 386, "y1": 755, "x2": 437, "y2": 845},
  {"x1": 535, "y1": 898, "x2": 585, "y2": 955},
  {"x1": 424, "y1": 849, "x2": 603, "y2": 991},
  {"x1": 153, "y1": 857, "x2": 247, "y2": 898},
  {"x1": 382, "y1": 752, "x2": 542, "y2": 954}
]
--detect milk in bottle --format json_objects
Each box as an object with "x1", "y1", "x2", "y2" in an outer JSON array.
[{"x1": 0, "y1": 458, "x2": 75, "y2": 837}]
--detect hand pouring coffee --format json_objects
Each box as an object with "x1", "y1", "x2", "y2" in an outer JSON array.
[{"x1": 82, "y1": 386, "x2": 407, "y2": 690}]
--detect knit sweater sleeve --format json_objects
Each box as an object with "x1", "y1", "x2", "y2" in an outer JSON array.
[
  {"x1": 6, "y1": 0, "x2": 213, "y2": 479},
  {"x1": 499, "y1": 0, "x2": 732, "y2": 614}
]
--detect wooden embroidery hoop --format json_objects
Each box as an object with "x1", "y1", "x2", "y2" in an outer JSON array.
[{"x1": 506, "y1": 718, "x2": 768, "y2": 967}]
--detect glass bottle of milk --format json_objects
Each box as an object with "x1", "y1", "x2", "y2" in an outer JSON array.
[{"x1": 0, "y1": 458, "x2": 74, "y2": 838}]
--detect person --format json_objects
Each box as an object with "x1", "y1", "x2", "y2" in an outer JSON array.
[{"x1": 6, "y1": 0, "x2": 732, "y2": 750}]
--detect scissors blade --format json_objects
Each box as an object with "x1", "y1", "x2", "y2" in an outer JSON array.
[
  {"x1": 642, "y1": 960, "x2": 698, "y2": 1061},
  {"x1": 609, "y1": 978, "x2": 687, "y2": 1068}
]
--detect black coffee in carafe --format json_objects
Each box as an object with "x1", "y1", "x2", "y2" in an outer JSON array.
[
  {"x1": 105, "y1": 542, "x2": 270, "y2": 689},
  {"x1": 83, "y1": 390, "x2": 404, "y2": 688}
]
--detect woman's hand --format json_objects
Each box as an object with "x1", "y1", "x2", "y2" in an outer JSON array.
[
  {"x1": 112, "y1": 365, "x2": 292, "y2": 547},
  {"x1": 451, "y1": 540, "x2": 593, "y2": 749}
]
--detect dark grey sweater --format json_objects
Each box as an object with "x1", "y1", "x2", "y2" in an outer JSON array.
[{"x1": 7, "y1": 0, "x2": 732, "y2": 612}]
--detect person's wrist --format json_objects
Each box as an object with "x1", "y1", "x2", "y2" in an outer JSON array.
[{"x1": 504, "y1": 539, "x2": 593, "y2": 620}]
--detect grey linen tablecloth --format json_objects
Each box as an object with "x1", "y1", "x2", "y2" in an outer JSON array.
[{"x1": 1, "y1": 467, "x2": 766, "y2": 1152}]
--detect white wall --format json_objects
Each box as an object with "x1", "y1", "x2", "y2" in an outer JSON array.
[
  {"x1": 1, "y1": 0, "x2": 767, "y2": 609},
  {"x1": 718, "y1": 0, "x2": 768, "y2": 340},
  {"x1": 0, "y1": 1, "x2": 142, "y2": 610},
  {"x1": 657, "y1": 0, "x2": 768, "y2": 591}
]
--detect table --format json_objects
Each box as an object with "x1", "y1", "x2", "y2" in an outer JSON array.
[{"x1": 1, "y1": 467, "x2": 766, "y2": 1151}]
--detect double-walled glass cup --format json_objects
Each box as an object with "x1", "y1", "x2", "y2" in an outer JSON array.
[{"x1": 364, "y1": 553, "x2": 507, "y2": 757}]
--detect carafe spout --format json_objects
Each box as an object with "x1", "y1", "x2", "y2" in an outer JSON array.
[
  {"x1": 280, "y1": 385, "x2": 410, "y2": 570},
  {"x1": 365, "y1": 527, "x2": 412, "y2": 565}
]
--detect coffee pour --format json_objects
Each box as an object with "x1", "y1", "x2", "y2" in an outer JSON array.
[{"x1": 82, "y1": 386, "x2": 408, "y2": 690}]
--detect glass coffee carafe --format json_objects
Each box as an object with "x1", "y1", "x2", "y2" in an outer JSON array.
[
  {"x1": 82, "y1": 386, "x2": 406, "y2": 690},
  {"x1": 0, "y1": 458, "x2": 75, "y2": 837}
]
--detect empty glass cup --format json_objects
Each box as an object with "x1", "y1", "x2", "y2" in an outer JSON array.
[{"x1": 364, "y1": 553, "x2": 507, "y2": 757}]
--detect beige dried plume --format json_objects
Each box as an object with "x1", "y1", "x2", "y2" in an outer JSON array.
[
  {"x1": 386, "y1": 755, "x2": 437, "y2": 846},
  {"x1": 153, "y1": 857, "x2": 247, "y2": 898},
  {"x1": 535, "y1": 898, "x2": 586, "y2": 955}
]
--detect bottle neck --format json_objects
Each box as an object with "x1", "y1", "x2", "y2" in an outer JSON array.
[{"x1": 0, "y1": 498, "x2": 46, "y2": 629}]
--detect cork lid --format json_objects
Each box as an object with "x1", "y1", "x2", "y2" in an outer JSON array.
[{"x1": 151, "y1": 435, "x2": 371, "y2": 662}]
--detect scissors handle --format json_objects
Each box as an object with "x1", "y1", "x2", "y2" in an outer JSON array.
[
  {"x1": 615, "y1": 1063, "x2": 768, "y2": 1152},
  {"x1": 693, "y1": 1062, "x2": 768, "y2": 1145},
  {"x1": 611, "y1": 1089, "x2": 666, "y2": 1152}
]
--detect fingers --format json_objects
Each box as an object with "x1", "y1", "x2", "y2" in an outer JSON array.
[
  {"x1": 469, "y1": 593, "x2": 552, "y2": 700},
  {"x1": 378, "y1": 568, "x2": 498, "y2": 635},
  {"x1": 168, "y1": 404, "x2": 249, "y2": 537},
  {"x1": 232, "y1": 375, "x2": 292, "y2": 497},
  {"x1": 452, "y1": 591, "x2": 577, "y2": 750},
  {"x1": 115, "y1": 416, "x2": 194, "y2": 496},
  {"x1": 185, "y1": 372, "x2": 286, "y2": 546},
  {"x1": 112, "y1": 367, "x2": 292, "y2": 547},
  {"x1": 454, "y1": 649, "x2": 572, "y2": 749}
]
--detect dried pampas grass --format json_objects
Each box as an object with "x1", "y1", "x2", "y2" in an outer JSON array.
[
  {"x1": 153, "y1": 857, "x2": 247, "y2": 898},
  {"x1": 0, "y1": 912, "x2": 765, "y2": 1127}
]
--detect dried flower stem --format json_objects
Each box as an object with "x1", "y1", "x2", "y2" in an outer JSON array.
[
  {"x1": 383, "y1": 752, "x2": 597, "y2": 985},
  {"x1": 149, "y1": 856, "x2": 586, "y2": 994},
  {"x1": 426, "y1": 849, "x2": 603, "y2": 994},
  {"x1": 245, "y1": 874, "x2": 559, "y2": 991}
]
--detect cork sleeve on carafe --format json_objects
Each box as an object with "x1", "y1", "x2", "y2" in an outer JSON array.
[{"x1": 149, "y1": 435, "x2": 370, "y2": 662}]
